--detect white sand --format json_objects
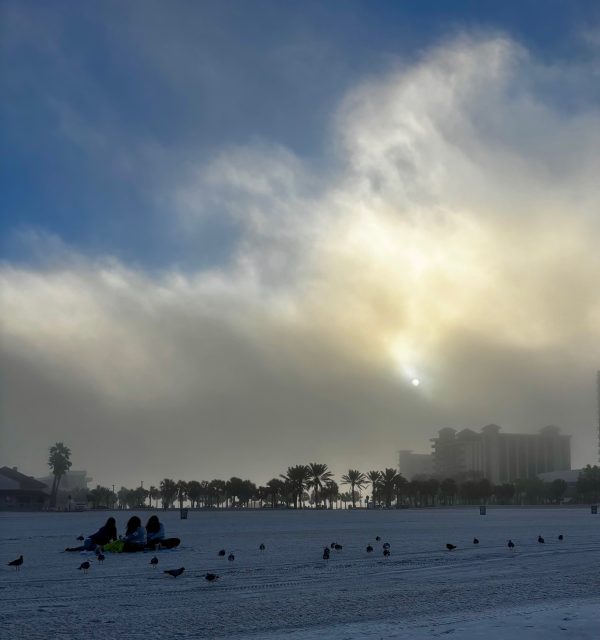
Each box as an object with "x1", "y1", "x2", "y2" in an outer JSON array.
[{"x1": 1, "y1": 507, "x2": 598, "y2": 638}]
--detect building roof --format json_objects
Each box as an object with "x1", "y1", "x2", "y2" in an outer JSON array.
[{"x1": 0, "y1": 466, "x2": 49, "y2": 490}]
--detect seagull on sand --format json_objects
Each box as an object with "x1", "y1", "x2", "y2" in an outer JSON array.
[
  {"x1": 78, "y1": 561, "x2": 91, "y2": 574},
  {"x1": 228, "y1": 553, "x2": 235, "y2": 562},
  {"x1": 508, "y1": 540, "x2": 515, "y2": 549},
  {"x1": 383, "y1": 548, "x2": 390, "y2": 557},
  {"x1": 259, "y1": 543, "x2": 266, "y2": 551},
  {"x1": 218, "y1": 549, "x2": 226, "y2": 557},
  {"x1": 334, "y1": 544, "x2": 343, "y2": 551},
  {"x1": 446, "y1": 543, "x2": 456, "y2": 551},
  {"x1": 150, "y1": 556, "x2": 159, "y2": 568},
  {"x1": 375, "y1": 536, "x2": 381, "y2": 541},
  {"x1": 382, "y1": 542, "x2": 390, "y2": 550},
  {"x1": 366, "y1": 545, "x2": 373, "y2": 553},
  {"x1": 204, "y1": 573, "x2": 219, "y2": 582},
  {"x1": 473, "y1": 538, "x2": 479, "y2": 544},
  {"x1": 96, "y1": 553, "x2": 105, "y2": 564},
  {"x1": 8, "y1": 555, "x2": 23, "y2": 571},
  {"x1": 322, "y1": 548, "x2": 330, "y2": 560},
  {"x1": 537, "y1": 535, "x2": 545, "y2": 544},
  {"x1": 558, "y1": 534, "x2": 564, "y2": 541},
  {"x1": 164, "y1": 567, "x2": 185, "y2": 578}
]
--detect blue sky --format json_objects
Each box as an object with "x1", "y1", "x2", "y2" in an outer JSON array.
[
  {"x1": 2, "y1": 0, "x2": 599, "y2": 270},
  {"x1": 2, "y1": 2, "x2": 600, "y2": 487}
]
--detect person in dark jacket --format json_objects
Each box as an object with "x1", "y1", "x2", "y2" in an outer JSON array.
[
  {"x1": 65, "y1": 517, "x2": 117, "y2": 552},
  {"x1": 121, "y1": 516, "x2": 146, "y2": 552},
  {"x1": 145, "y1": 515, "x2": 181, "y2": 550}
]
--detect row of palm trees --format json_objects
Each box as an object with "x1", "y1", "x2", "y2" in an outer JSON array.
[
  {"x1": 88, "y1": 465, "x2": 585, "y2": 510},
  {"x1": 94, "y1": 465, "x2": 442, "y2": 510}
]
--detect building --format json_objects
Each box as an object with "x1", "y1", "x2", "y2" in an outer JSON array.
[
  {"x1": 0, "y1": 466, "x2": 49, "y2": 510},
  {"x1": 430, "y1": 424, "x2": 571, "y2": 484},
  {"x1": 36, "y1": 470, "x2": 92, "y2": 492},
  {"x1": 398, "y1": 450, "x2": 434, "y2": 479}
]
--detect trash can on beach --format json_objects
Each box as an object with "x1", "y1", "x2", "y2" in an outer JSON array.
[
  {"x1": 479, "y1": 506, "x2": 487, "y2": 515},
  {"x1": 592, "y1": 505, "x2": 598, "y2": 515},
  {"x1": 180, "y1": 508, "x2": 188, "y2": 519}
]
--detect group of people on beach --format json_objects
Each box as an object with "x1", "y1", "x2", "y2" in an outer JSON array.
[{"x1": 65, "y1": 515, "x2": 180, "y2": 553}]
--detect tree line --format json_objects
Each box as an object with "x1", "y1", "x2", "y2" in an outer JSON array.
[{"x1": 46, "y1": 443, "x2": 600, "y2": 510}]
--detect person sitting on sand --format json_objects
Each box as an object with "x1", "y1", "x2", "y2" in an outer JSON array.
[
  {"x1": 65, "y1": 517, "x2": 117, "y2": 552},
  {"x1": 145, "y1": 515, "x2": 181, "y2": 550},
  {"x1": 121, "y1": 516, "x2": 147, "y2": 552}
]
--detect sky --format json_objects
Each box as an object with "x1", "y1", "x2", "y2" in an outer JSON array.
[{"x1": 1, "y1": 1, "x2": 600, "y2": 490}]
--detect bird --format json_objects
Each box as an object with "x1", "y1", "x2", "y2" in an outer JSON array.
[
  {"x1": 204, "y1": 573, "x2": 219, "y2": 582},
  {"x1": 375, "y1": 536, "x2": 381, "y2": 541},
  {"x1": 217, "y1": 549, "x2": 226, "y2": 557},
  {"x1": 8, "y1": 555, "x2": 23, "y2": 571},
  {"x1": 97, "y1": 553, "x2": 105, "y2": 564},
  {"x1": 446, "y1": 543, "x2": 456, "y2": 551},
  {"x1": 322, "y1": 548, "x2": 330, "y2": 560},
  {"x1": 508, "y1": 539, "x2": 515, "y2": 549},
  {"x1": 76, "y1": 535, "x2": 85, "y2": 541},
  {"x1": 537, "y1": 535, "x2": 545, "y2": 544},
  {"x1": 383, "y1": 548, "x2": 390, "y2": 557},
  {"x1": 78, "y1": 561, "x2": 91, "y2": 574},
  {"x1": 366, "y1": 545, "x2": 373, "y2": 553},
  {"x1": 473, "y1": 538, "x2": 479, "y2": 545},
  {"x1": 164, "y1": 567, "x2": 185, "y2": 578},
  {"x1": 228, "y1": 553, "x2": 235, "y2": 562},
  {"x1": 259, "y1": 543, "x2": 266, "y2": 551},
  {"x1": 382, "y1": 542, "x2": 390, "y2": 550},
  {"x1": 330, "y1": 542, "x2": 336, "y2": 549},
  {"x1": 558, "y1": 534, "x2": 564, "y2": 541},
  {"x1": 334, "y1": 544, "x2": 343, "y2": 551},
  {"x1": 150, "y1": 556, "x2": 159, "y2": 568}
]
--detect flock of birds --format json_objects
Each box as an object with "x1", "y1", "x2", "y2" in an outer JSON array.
[{"x1": 6, "y1": 532, "x2": 566, "y2": 580}]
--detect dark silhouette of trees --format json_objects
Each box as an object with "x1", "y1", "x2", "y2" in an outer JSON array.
[
  {"x1": 266, "y1": 478, "x2": 285, "y2": 508},
  {"x1": 394, "y1": 474, "x2": 409, "y2": 507},
  {"x1": 322, "y1": 480, "x2": 339, "y2": 509},
  {"x1": 366, "y1": 470, "x2": 381, "y2": 507},
  {"x1": 88, "y1": 485, "x2": 116, "y2": 508},
  {"x1": 440, "y1": 478, "x2": 457, "y2": 505},
  {"x1": 160, "y1": 478, "x2": 177, "y2": 508},
  {"x1": 576, "y1": 465, "x2": 600, "y2": 502},
  {"x1": 307, "y1": 463, "x2": 333, "y2": 508},
  {"x1": 186, "y1": 481, "x2": 202, "y2": 508},
  {"x1": 48, "y1": 442, "x2": 72, "y2": 508},
  {"x1": 493, "y1": 483, "x2": 515, "y2": 504},
  {"x1": 281, "y1": 465, "x2": 311, "y2": 508},
  {"x1": 379, "y1": 468, "x2": 399, "y2": 507},
  {"x1": 341, "y1": 470, "x2": 367, "y2": 508},
  {"x1": 548, "y1": 479, "x2": 568, "y2": 504}
]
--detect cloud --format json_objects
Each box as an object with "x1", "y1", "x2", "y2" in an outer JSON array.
[{"x1": 2, "y1": 35, "x2": 600, "y2": 487}]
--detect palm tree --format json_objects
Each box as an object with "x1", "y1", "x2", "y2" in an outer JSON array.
[
  {"x1": 159, "y1": 478, "x2": 177, "y2": 509},
  {"x1": 175, "y1": 480, "x2": 188, "y2": 509},
  {"x1": 186, "y1": 481, "x2": 202, "y2": 509},
  {"x1": 48, "y1": 442, "x2": 72, "y2": 508},
  {"x1": 366, "y1": 470, "x2": 381, "y2": 507},
  {"x1": 380, "y1": 468, "x2": 399, "y2": 507},
  {"x1": 322, "y1": 480, "x2": 339, "y2": 509},
  {"x1": 394, "y1": 473, "x2": 408, "y2": 507},
  {"x1": 266, "y1": 478, "x2": 285, "y2": 508},
  {"x1": 339, "y1": 491, "x2": 352, "y2": 509},
  {"x1": 307, "y1": 463, "x2": 333, "y2": 508},
  {"x1": 341, "y1": 469, "x2": 367, "y2": 508},
  {"x1": 148, "y1": 486, "x2": 160, "y2": 508},
  {"x1": 281, "y1": 465, "x2": 311, "y2": 509}
]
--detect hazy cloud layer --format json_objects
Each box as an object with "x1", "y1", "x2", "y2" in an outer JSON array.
[{"x1": 2, "y1": 36, "x2": 599, "y2": 487}]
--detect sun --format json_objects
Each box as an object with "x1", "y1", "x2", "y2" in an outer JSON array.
[{"x1": 411, "y1": 378, "x2": 421, "y2": 387}]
